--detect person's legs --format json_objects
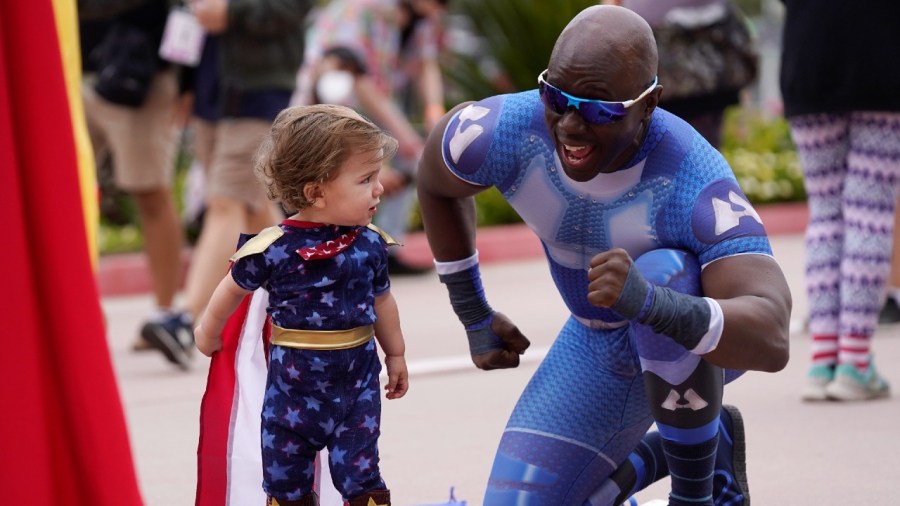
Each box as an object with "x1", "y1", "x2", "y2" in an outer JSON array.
[
  {"x1": 325, "y1": 342, "x2": 390, "y2": 505},
  {"x1": 261, "y1": 347, "x2": 322, "y2": 503},
  {"x1": 373, "y1": 153, "x2": 430, "y2": 275},
  {"x1": 183, "y1": 195, "x2": 249, "y2": 316},
  {"x1": 84, "y1": 71, "x2": 182, "y2": 307},
  {"x1": 597, "y1": 404, "x2": 747, "y2": 506},
  {"x1": 184, "y1": 118, "x2": 280, "y2": 320},
  {"x1": 374, "y1": 182, "x2": 431, "y2": 275},
  {"x1": 483, "y1": 318, "x2": 652, "y2": 505},
  {"x1": 826, "y1": 111, "x2": 900, "y2": 400},
  {"x1": 84, "y1": 70, "x2": 188, "y2": 357},
  {"x1": 132, "y1": 187, "x2": 184, "y2": 309},
  {"x1": 147, "y1": 118, "x2": 278, "y2": 367},
  {"x1": 789, "y1": 113, "x2": 850, "y2": 400}
]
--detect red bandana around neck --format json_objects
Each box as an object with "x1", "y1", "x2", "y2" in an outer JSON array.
[{"x1": 295, "y1": 227, "x2": 362, "y2": 260}]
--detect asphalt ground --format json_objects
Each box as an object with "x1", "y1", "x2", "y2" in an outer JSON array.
[{"x1": 100, "y1": 220, "x2": 900, "y2": 505}]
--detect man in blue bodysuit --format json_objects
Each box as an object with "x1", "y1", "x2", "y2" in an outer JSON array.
[{"x1": 417, "y1": 5, "x2": 792, "y2": 506}]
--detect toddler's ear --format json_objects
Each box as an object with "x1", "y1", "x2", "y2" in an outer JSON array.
[{"x1": 304, "y1": 183, "x2": 325, "y2": 207}]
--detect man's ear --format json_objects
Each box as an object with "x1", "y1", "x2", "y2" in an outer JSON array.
[
  {"x1": 304, "y1": 183, "x2": 326, "y2": 208},
  {"x1": 643, "y1": 85, "x2": 663, "y2": 120}
]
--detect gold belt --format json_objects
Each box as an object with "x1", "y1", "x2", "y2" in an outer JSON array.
[{"x1": 270, "y1": 323, "x2": 374, "y2": 350}]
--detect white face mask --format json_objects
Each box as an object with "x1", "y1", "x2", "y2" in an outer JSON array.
[{"x1": 315, "y1": 70, "x2": 355, "y2": 105}]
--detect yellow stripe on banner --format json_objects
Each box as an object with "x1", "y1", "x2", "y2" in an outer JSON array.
[{"x1": 52, "y1": 0, "x2": 99, "y2": 267}]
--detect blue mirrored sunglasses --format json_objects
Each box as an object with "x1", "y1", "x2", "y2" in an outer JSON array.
[{"x1": 537, "y1": 69, "x2": 658, "y2": 125}]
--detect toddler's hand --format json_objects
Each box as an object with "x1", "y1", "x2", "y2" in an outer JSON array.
[{"x1": 384, "y1": 355, "x2": 409, "y2": 399}]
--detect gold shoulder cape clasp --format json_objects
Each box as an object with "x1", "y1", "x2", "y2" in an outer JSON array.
[
  {"x1": 229, "y1": 225, "x2": 285, "y2": 262},
  {"x1": 366, "y1": 223, "x2": 401, "y2": 247}
]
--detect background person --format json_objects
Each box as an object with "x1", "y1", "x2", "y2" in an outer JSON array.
[
  {"x1": 142, "y1": 0, "x2": 315, "y2": 369},
  {"x1": 614, "y1": 0, "x2": 758, "y2": 149},
  {"x1": 781, "y1": 0, "x2": 900, "y2": 401},
  {"x1": 295, "y1": 0, "x2": 451, "y2": 275},
  {"x1": 79, "y1": 0, "x2": 189, "y2": 356}
]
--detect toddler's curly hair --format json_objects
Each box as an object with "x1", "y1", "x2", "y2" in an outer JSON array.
[{"x1": 255, "y1": 104, "x2": 399, "y2": 212}]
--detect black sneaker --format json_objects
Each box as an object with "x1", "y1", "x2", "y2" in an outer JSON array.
[
  {"x1": 878, "y1": 297, "x2": 900, "y2": 324},
  {"x1": 140, "y1": 312, "x2": 194, "y2": 370},
  {"x1": 714, "y1": 405, "x2": 749, "y2": 505}
]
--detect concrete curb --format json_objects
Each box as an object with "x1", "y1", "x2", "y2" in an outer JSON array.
[{"x1": 96, "y1": 201, "x2": 808, "y2": 297}]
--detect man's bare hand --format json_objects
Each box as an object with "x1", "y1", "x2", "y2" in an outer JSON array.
[
  {"x1": 471, "y1": 312, "x2": 530, "y2": 370},
  {"x1": 586, "y1": 248, "x2": 634, "y2": 309}
]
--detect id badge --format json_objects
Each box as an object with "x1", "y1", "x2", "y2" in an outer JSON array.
[{"x1": 158, "y1": 7, "x2": 205, "y2": 67}]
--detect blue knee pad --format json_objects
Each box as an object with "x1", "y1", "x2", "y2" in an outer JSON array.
[
  {"x1": 633, "y1": 249, "x2": 702, "y2": 297},
  {"x1": 632, "y1": 250, "x2": 744, "y2": 385},
  {"x1": 632, "y1": 249, "x2": 704, "y2": 385},
  {"x1": 633, "y1": 250, "x2": 723, "y2": 436}
]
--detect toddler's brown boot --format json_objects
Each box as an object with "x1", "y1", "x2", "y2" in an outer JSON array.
[
  {"x1": 267, "y1": 491, "x2": 319, "y2": 506},
  {"x1": 347, "y1": 488, "x2": 391, "y2": 506}
]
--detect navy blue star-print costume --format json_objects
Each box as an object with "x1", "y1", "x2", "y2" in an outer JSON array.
[{"x1": 230, "y1": 219, "x2": 391, "y2": 501}]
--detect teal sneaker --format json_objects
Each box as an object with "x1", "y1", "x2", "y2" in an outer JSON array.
[
  {"x1": 825, "y1": 362, "x2": 890, "y2": 401},
  {"x1": 801, "y1": 364, "x2": 835, "y2": 402}
]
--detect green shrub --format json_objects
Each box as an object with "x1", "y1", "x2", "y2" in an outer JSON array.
[
  {"x1": 443, "y1": 0, "x2": 598, "y2": 103},
  {"x1": 720, "y1": 108, "x2": 806, "y2": 204}
]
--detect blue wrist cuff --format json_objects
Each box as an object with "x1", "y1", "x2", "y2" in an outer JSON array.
[
  {"x1": 438, "y1": 266, "x2": 494, "y2": 327},
  {"x1": 639, "y1": 286, "x2": 712, "y2": 351},
  {"x1": 611, "y1": 265, "x2": 652, "y2": 320},
  {"x1": 465, "y1": 316, "x2": 504, "y2": 355}
]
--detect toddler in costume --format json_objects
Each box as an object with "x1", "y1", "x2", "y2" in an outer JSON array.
[{"x1": 196, "y1": 104, "x2": 409, "y2": 506}]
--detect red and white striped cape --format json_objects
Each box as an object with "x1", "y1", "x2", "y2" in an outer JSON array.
[{"x1": 195, "y1": 289, "x2": 343, "y2": 506}]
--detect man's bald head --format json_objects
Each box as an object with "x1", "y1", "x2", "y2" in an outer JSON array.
[{"x1": 550, "y1": 5, "x2": 657, "y2": 89}]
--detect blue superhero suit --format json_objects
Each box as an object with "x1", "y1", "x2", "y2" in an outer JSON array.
[
  {"x1": 440, "y1": 91, "x2": 772, "y2": 505},
  {"x1": 230, "y1": 220, "x2": 392, "y2": 502}
]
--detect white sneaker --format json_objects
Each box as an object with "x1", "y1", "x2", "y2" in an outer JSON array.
[
  {"x1": 825, "y1": 362, "x2": 890, "y2": 401},
  {"x1": 801, "y1": 364, "x2": 834, "y2": 401}
]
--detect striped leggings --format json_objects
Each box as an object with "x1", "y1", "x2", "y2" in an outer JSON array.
[{"x1": 790, "y1": 111, "x2": 900, "y2": 369}]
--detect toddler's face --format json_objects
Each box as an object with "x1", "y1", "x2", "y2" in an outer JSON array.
[{"x1": 318, "y1": 149, "x2": 385, "y2": 227}]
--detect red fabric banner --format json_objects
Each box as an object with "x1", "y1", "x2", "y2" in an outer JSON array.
[{"x1": 0, "y1": 1, "x2": 143, "y2": 503}]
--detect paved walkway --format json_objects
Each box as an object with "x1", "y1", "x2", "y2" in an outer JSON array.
[{"x1": 101, "y1": 220, "x2": 900, "y2": 505}]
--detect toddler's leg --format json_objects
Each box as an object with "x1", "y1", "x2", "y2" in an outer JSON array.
[{"x1": 327, "y1": 342, "x2": 389, "y2": 502}]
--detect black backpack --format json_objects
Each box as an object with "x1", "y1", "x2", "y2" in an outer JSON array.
[{"x1": 90, "y1": 22, "x2": 158, "y2": 107}]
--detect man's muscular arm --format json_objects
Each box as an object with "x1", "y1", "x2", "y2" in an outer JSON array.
[
  {"x1": 588, "y1": 249, "x2": 790, "y2": 372},
  {"x1": 417, "y1": 102, "x2": 481, "y2": 259},
  {"x1": 418, "y1": 103, "x2": 530, "y2": 370},
  {"x1": 700, "y1": 254, "x2": 791, "y2": 372}
]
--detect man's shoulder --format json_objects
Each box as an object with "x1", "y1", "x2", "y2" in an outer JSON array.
[{"x1": 441, "y1": 90, "x2": 544, "y2": 172}]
